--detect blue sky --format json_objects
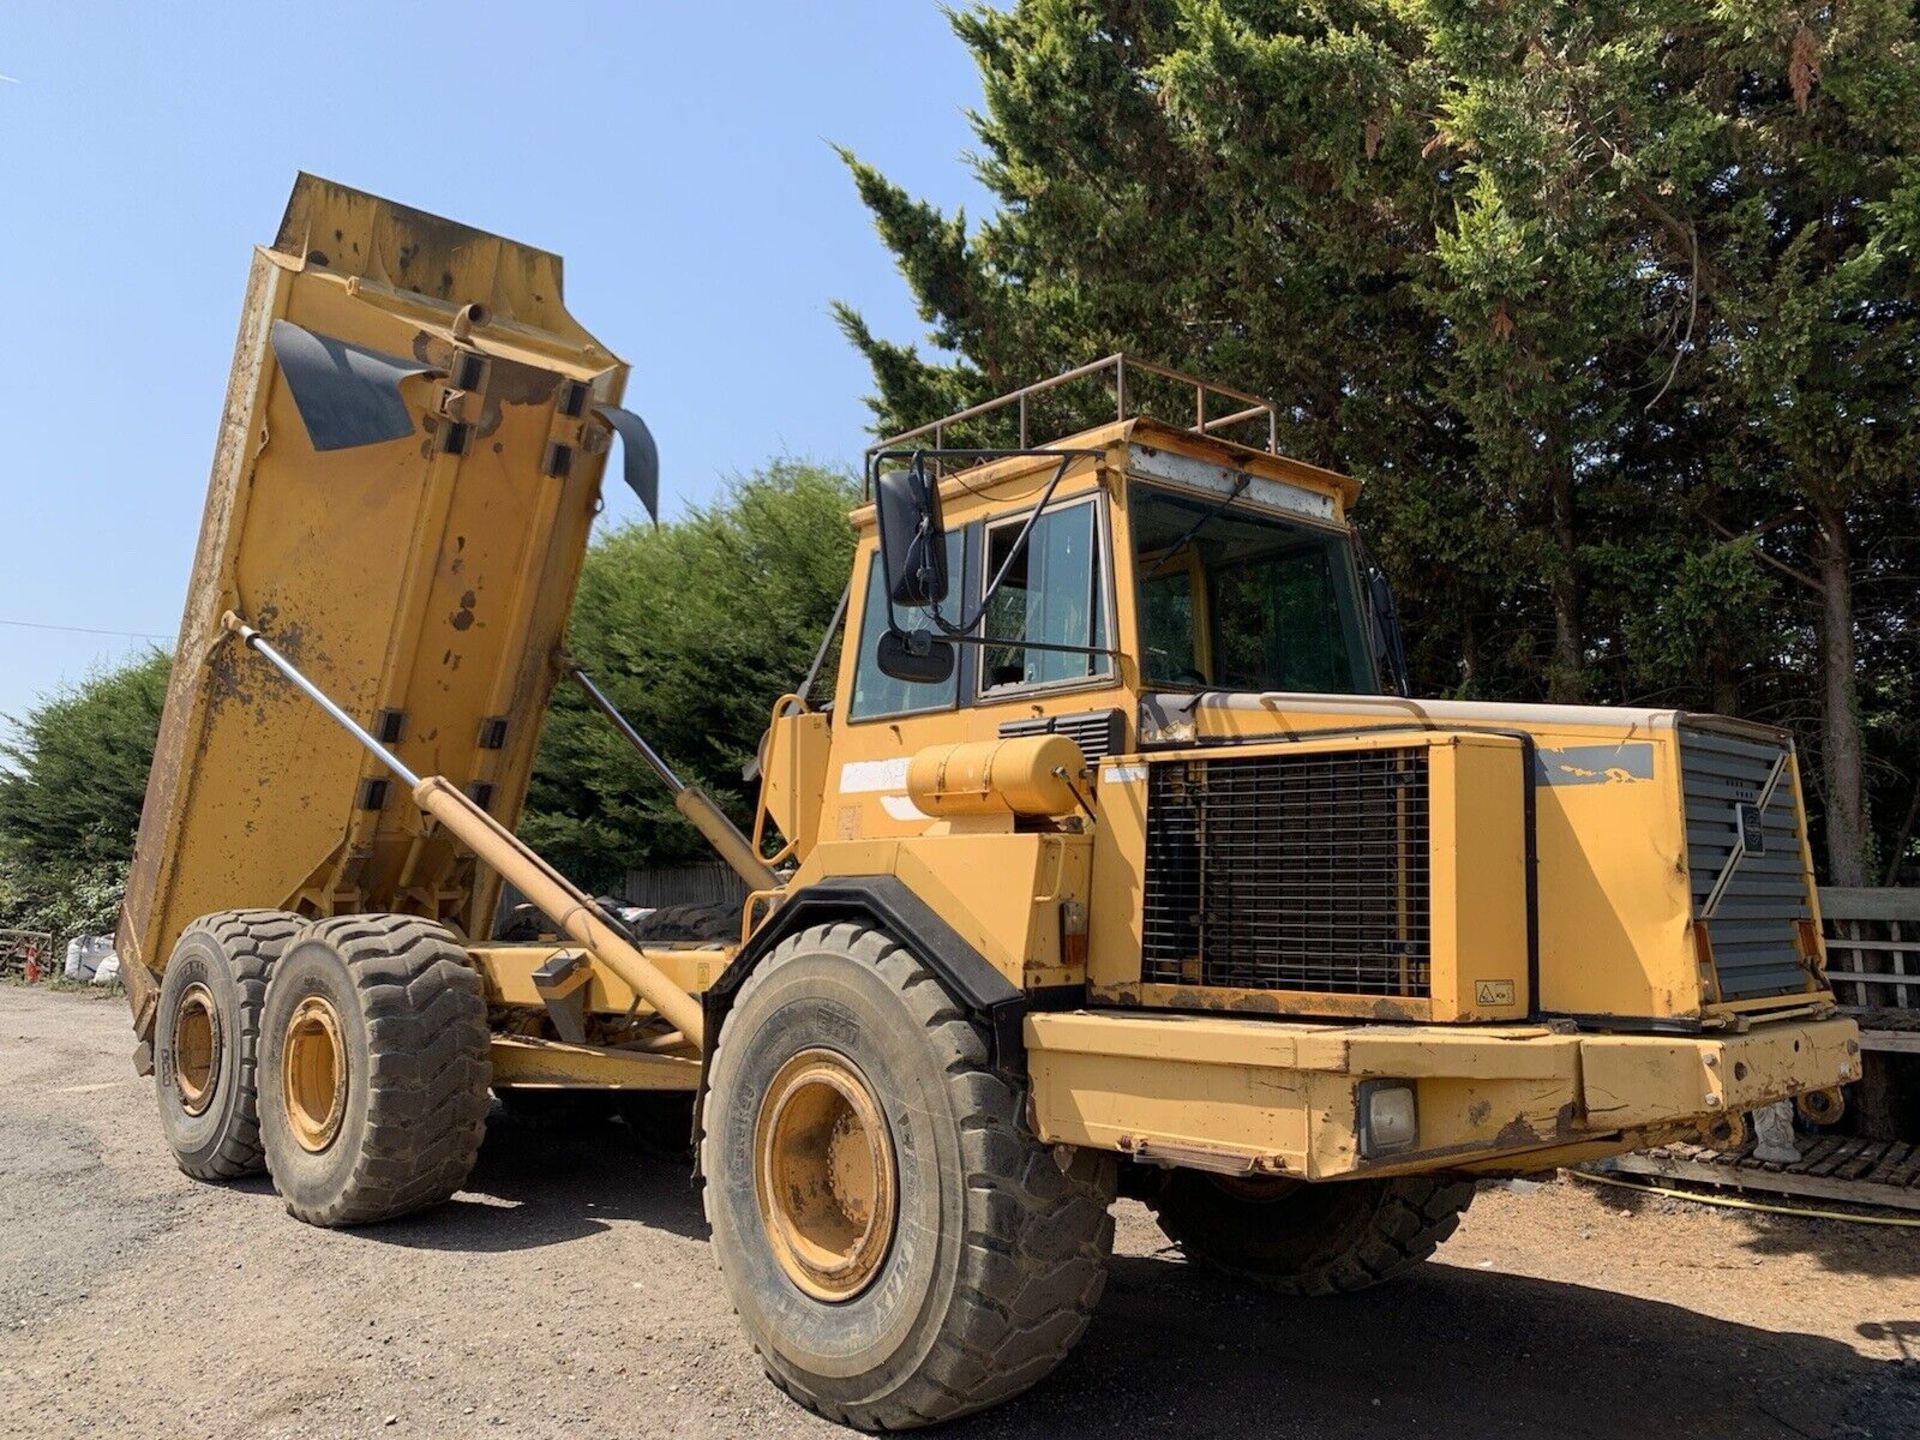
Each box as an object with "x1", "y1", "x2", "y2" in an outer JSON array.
[{"x1": 0, "y1": 2, "x2": 991, "y2": 731}]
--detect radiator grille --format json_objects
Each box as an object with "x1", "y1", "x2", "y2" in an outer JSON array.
[
  {"x1": 1140, "y1": 748, "x2": 1431, "y2": 996},
  {"x1": 1681, "y1": 728, "x2": 1815, "y2": 1002}
]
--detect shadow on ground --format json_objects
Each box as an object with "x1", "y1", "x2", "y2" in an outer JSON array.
[
  {"x1": 352, "y1": 1104, "x2": 709, "y2": 1254},
  {"x1": 1593, "y1": 1174, "x2": 1920, "y2": 1281},
  {"x1": 986, "y1": 1256, "x2": 1918, "y2": 1440},
  {"x1": 364, "y1": 1110, "x2": 1918, "y2": 1440}
]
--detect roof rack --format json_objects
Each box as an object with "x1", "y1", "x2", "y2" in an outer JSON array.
[{"x1": 865, "y1": 354, "x2": 1278, "y2": 482}]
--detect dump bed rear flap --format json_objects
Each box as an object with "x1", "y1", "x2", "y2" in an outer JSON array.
[{"x1": 119, "y1": 175, "x2": 630, "y2": 1011}]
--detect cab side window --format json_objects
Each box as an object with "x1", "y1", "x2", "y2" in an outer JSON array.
[
  {"x1": 848, "y1": 531, "x2": 965, "y2": 721},
  {"x1": 981, "y1": 499, "x2": 1109, "y2": 693}
]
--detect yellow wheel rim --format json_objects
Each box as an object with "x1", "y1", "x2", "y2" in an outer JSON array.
[
  {"x1": 282, "y1": 995, "x2": 348, "y2": 1153},
  {"x1": 754, "y1": 1048, "x2": 897, "y2": 1302},
  {"x1": 173, "y1": 982, "x2": 221, "y2": 1117}
]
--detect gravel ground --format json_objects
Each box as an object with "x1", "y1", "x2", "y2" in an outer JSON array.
[{"x1": 1, "y1": 983, "x2": 1916, "y2": 1440}]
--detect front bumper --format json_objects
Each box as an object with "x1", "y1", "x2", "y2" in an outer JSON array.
[
  {"x1": 1579, "y1": 1017, "x2": 1860, "y2": 1132},
  {"x1": 1024, "y1": 1010, "x2": 1862, "y2": 1180}
]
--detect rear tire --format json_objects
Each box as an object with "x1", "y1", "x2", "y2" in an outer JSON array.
[
  {"x1": 1148, "y1": 1171, "x2": 1475, "y2": 1296},
  {"x1": 154, "y1": 909, "x2": 301, "y2": 1181},
  {"x1": 259, "y1": 914, "x2": 491, "y2": 1226},
  {"x1": 703, "y1": 921, "x2": 1115, "y2": 1429},
  {"x1": 491, "y1": 902, "x2": 548, "y2": 943},
  {"x1": 491, "y1": 898, "x2": 736, "y2": 945}
]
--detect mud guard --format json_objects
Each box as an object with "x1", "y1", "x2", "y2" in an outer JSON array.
[
  {"x1": 701, "y1": 876, "x2": 1027, "y2": 1077},
  {"x1": 593, "y1": 404, "x2": 661, "y2": 523},
  {"x1": 691, "y1": 875, "x2": 1034, "y2": 1174}
]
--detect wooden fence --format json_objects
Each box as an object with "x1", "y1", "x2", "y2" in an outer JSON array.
[
  {"x1": 1821, "y1": 887, "x2": 1920, "y2": 1054},
  {"x1": 0, "y1": 929, "x2": 54, "y2": 979}
]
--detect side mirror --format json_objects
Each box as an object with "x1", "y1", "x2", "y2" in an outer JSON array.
[
  {"x1": 876, "y1": 628, "x2": 955, "y2": 684},
  {"x1": 875, "y1": 456, "x2": 948, "y2": 608}
]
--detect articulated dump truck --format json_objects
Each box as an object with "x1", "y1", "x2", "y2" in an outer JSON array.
[{"x1": 121, "y1": 177, "x2": 1860, "y2": 1428}]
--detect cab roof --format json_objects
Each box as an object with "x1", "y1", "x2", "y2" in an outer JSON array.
[{"x1": 853, "y1": 415, "x2": 1361, "y2": 531}]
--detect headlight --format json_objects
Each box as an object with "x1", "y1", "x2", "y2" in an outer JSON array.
[{"x1": 1358, "y1": 1080, "x2": 1418, "y2": 1158}]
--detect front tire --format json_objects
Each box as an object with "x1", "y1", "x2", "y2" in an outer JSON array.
[
  {"x1": 702, "y1": 922, "x2": 1115, "y2": 1430},
  {"x1": 1148, "y1": 1171, "x2": 1475, "y2": 1296},
  {"x1": 154, "y1": 909, "x2": 301, "y2": 1180},
  {"x1": 259, "y1": 914, "x2": 491, "y2": 1226}
]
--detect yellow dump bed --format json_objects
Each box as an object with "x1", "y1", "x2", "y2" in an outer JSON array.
[{"x1": 119, "y1": 176, "x2": 627, "y2": 986}]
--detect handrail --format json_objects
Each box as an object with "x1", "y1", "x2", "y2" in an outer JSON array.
[{"x1": 865, "y1": 353, "x2": 1279, "y2": 494}]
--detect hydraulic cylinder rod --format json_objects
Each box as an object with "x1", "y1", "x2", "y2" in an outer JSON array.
[
  {"x1": 220, "y1": 612, "x2": 707, "y2": 1048},
  {"x1": 565, "y1": 663, "x2": 781, "y2": 894}
]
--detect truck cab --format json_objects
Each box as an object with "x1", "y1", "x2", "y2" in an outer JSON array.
[{"x1": 756, "y1": 356, "x2": 1860, "y2": 1183}]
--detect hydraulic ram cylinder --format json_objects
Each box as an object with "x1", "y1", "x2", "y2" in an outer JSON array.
[
  {"x1": 220, "y1": 612, "x2": 706, "y2": 1048},
  {"x1": 566, "y1": 663, "x2": 780, "y2": 894}
]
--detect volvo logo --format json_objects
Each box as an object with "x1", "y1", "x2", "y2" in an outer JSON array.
[{"x1": 1736, "y1": 801, "x2": 1768, "y2": 856}]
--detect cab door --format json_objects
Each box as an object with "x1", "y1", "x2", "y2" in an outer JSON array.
[{"x1": 821, "y1": 479, "x2": 1131, "y2": 845}]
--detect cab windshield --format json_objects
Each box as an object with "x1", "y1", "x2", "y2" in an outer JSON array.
[{"x1": 1132, "y1": 483, "x2": 1376, "y2": 694}]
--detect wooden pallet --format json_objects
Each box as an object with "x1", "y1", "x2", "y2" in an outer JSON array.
[{"x1": 1610, "y1": 1135, "x2": 1920, "y2": 1211}]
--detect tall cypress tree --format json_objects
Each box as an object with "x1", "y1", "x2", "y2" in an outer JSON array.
[{"x1": 837, "y1": 0, "x2": 1920, "y2": 882}]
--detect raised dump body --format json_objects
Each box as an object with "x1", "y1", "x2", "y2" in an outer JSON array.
[{"x1": 118, "y1": 175, "x2": 629, "y2": 1023}]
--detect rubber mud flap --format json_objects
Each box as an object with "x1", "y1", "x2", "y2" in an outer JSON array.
[
  {"x1": 268, "y1": 319, "x2": 434, "y2": 451},
  {"x1": 594, "y1": 403, "x2": 660, "y2": 522}
]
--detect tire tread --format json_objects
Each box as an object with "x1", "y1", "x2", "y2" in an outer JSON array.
[
  {"x1": 1149, "y1": 1172, "x2": 1475, "y2": 1297},
  {"x1": 167, "y1": 908, "x2": 302, "y2": 1181},
  {"x1": 267, "y1": 913, "x2": 490, "y2": 1227},
  {"x1": 628, "y1": 903, "x2": 738, "y2": 944},
  {"x1": 701, "y1": 922, "x2": 1115, "y2": 1430}
]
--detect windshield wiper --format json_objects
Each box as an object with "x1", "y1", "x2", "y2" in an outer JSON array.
[{"x1": 1145, "y1": 471, "x2": 1253, "y2": 578}]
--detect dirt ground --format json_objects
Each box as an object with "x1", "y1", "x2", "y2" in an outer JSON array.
[{"x1": 2, "y1": 985, "x2": 1916, "y2": 1440}]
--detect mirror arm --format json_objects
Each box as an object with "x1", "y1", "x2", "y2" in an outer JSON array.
[
  {"x1": 900, "y1": 631, "x2": 1119, "y2": 661},
  {"x1": 795, "y1": 580, "x2": 851, "y2": 706},
  {"x1": 869, "y1": 446, "x2": 1103, "y2": 641},
  {"x1": 932, "y1": 450, "x2": 1076, "y2": 637}
]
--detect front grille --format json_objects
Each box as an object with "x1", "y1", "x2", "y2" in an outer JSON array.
[
  {"x1": 1681, "y1": 728, "x2": 1815, "y2": 1001},
  {"x1": 1140, "y1": 748, "x2": 1431, "y2": 996}
]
